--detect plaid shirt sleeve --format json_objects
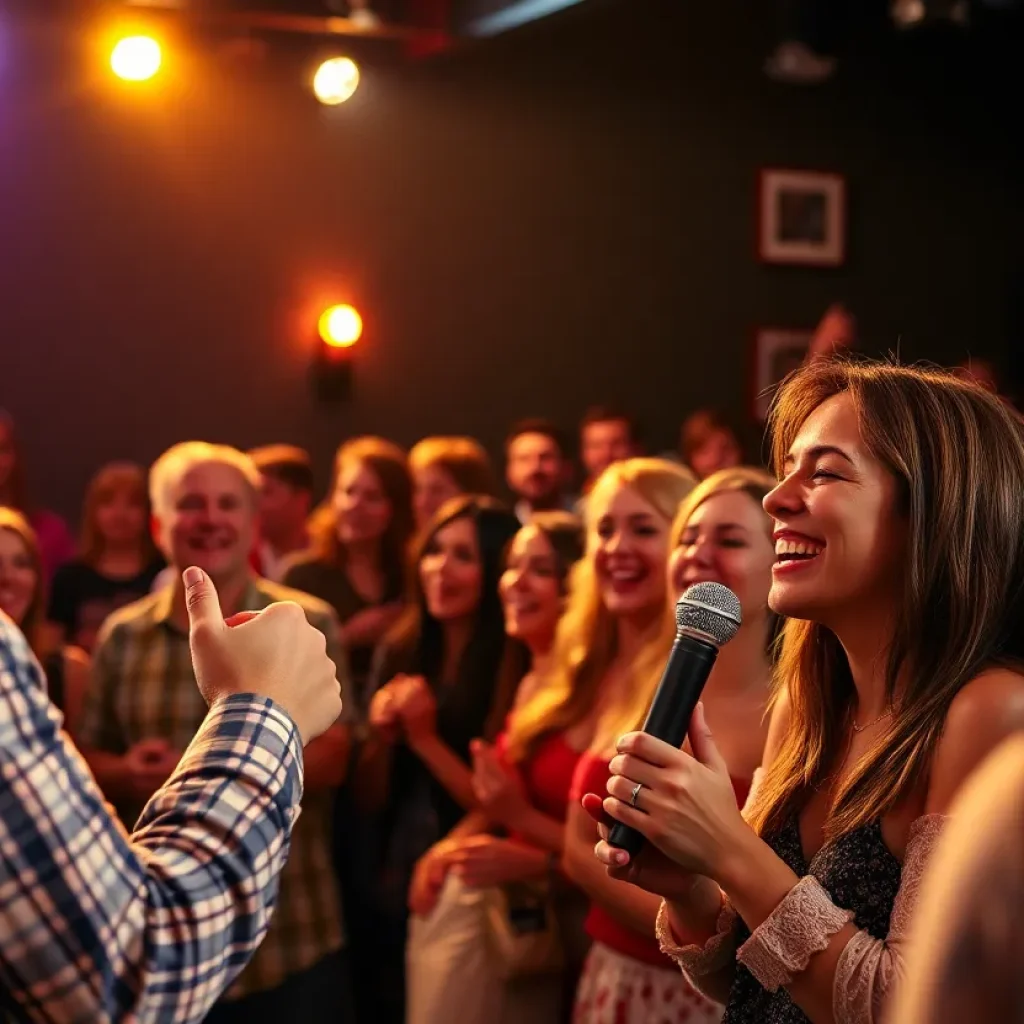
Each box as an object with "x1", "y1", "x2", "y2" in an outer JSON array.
[{"x1": 0, "y1": 614, "x2": 305, "y2": 1024}]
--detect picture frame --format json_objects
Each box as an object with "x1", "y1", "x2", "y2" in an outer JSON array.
[
  {"x1": 758, "y1": 169, "x2": 846, "y2": 267},
  {"x1": 753, "y1": 328, "x2": 814, "y2": 420}
]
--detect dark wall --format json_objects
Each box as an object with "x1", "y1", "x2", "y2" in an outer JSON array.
[{"x1": 2, "y1": 0, "x2": 1021, "y2": 521}]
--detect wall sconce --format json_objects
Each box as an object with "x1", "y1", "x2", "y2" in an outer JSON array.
[{"x1": 313, "y1": 303, "x2": 362, "y2": 401}]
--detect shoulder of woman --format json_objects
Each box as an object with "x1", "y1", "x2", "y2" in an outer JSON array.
[
  {"x1": 280, "y1": 551, "x2": 323, "y2": 580},
  {"x1": 927, "y1": 668, "x2": 1024, "y2": 814}
]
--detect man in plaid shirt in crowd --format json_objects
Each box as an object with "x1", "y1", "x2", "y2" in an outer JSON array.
[
  {"x1": 77, "y1": 442, "x2": 356, "y2": 1022},
  {"x1": 0, "y1": 560, "x2": 343, "y2": 1022}
]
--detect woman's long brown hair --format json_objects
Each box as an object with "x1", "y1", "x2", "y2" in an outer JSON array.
[
  {"x1": 79, "y1": 462, "x2": 159, "y2": 567},
  {"x1": 310, "y1": 436, "x2": 414, "y2": 594},
  {"x1": 748, "y1": 359, "x2": 1024, "y2": 842}
]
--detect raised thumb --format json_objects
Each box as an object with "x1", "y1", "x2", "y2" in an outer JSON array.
[
  {"x1": 183, "y1": 567, "x2": 224, "y2": 637},
  {"x1": 687, "y1": 701, "x2": 728, "y2": 777}
]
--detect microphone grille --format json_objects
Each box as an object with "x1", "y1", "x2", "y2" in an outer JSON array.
[{"x1": 675, "y1": 582, "x2": 742, "y2": 647}]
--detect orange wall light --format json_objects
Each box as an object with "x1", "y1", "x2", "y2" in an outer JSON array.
[{"x1": 318, "y1": 304, "x2": 363, "y2": 348}]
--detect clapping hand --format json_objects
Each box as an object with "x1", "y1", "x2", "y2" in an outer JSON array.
[{"x1": 470, "y1": 739, "x2": 528, "y2": 828}]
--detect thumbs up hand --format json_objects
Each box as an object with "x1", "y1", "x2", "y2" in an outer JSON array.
[{"x1": 183, "y1": 566, "x2": 342, "y2": 744}]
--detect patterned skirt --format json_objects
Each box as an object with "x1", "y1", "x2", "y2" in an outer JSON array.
[{"x1": 573, "y1": 941, "x2": 724, "y2": 1024}]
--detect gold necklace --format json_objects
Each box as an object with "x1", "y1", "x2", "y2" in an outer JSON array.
[{"x1": 851, "y1": 708, "x2": 893, "y2": 733}]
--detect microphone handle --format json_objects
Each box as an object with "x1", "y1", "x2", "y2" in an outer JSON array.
[{"x1": 607, "y1": 633, "x2": 719, "y2": 857}]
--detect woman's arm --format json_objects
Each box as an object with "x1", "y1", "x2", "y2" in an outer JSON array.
[
  {"x1": 563, "y1": 797, "x2": 664, "y2": 936},
  {"x1": 408, "y1": 732, "x2": 476, "y2": 810},
  {"x1": 502, "y1": 803, "x2": 566, "y2": 854},
  {"x1": 470, "y1": 739, "x2": 566, "y2": 854},
  {"x1": 716, "y1": 671, "x2": 1024, "y2": 1024},
  {"x1": 394, "y1": 675, "x2": 478, "y2": 810}
]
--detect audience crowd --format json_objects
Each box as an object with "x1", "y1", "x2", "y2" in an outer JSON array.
[{"x1": 1, "y1": 306, "x2": 1020, "y2": 1024}]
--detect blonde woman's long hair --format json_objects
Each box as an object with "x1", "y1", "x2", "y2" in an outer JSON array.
[{"x1": 507, "y1": 458, "x2": 696, "y2": 760}]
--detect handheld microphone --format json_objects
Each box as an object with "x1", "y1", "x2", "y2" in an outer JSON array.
[{"x1": 607, "y1": 581, "x2": 741, "y2": 857}]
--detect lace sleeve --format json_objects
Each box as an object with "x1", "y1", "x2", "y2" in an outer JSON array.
[
  {"x1": 734, "y1": 814, "x2": 947, "y2": 1023},
  {"x1": 833, "y1": 814, "x2": 948, "y2": 1024}
]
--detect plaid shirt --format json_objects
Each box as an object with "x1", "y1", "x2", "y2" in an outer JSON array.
[
  {"x1": 77, "y1": 577, "x2": 352, "y2": 1000},
  {"x1": 0, "y1": 610, "x2": 303, "y2": 1023}
]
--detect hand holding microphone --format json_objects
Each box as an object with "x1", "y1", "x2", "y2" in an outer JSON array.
[{"x1": 605, "y1": 582, "x2": 741, "y2": 859}]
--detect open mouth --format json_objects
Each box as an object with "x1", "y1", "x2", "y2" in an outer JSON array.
[
  {"x1": 186, "y1": 535, "x2": 235, "y2": 553},
  {"x1": 774, "y1": 538, "x2": 825, "y2": 566},
  {"x1": 604, "y1": 564, "x2": 649, "y2": 592}
]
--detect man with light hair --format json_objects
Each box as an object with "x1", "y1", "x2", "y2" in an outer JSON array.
[{"x1": 79, "y1": 441, "x2": 356, "y2": 1022}]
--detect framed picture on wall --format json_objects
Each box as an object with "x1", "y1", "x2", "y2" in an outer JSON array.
[
  {"x1": 753, "y1": 328, "x2": 814, "y2": 420},
  {"x1": 759, "y1": 169, "x2": 846, "y2": 267}
]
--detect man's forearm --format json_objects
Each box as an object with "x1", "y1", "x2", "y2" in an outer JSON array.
[{"x1": 0, "y1": 641, "x2": 304, "y2": 1024}]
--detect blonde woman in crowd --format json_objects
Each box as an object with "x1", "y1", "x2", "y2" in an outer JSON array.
[{"x1": 564, "y1": 464, "x2": 776, "y2": 1024}]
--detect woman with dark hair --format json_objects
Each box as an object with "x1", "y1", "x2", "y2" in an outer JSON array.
[
  {"x1": 285, "y1": 436, "x2": 414, "y2": 704},
  {"x1": 405, "y1": 511, "x2": 586, "y2": 1024},
  {"x1": 48, "y1": 462, "x2": 164, "y2": 653},
  {"x1": 349, "y1": 495, "x2": 521, "y2": 1024},
  {"x1": 0, "y1": 410, "x2": 75, "y2": 582},
  {"x1": 0, "y1": 508, "x2": 89, "y2": 733},
  {"x1": 587, "y1": 359, "x2": 1024, "y2": 1024}
]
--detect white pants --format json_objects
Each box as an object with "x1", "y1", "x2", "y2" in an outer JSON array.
[{"x1": 406, "y1": 873, "x2": 563, "y2": 1024}]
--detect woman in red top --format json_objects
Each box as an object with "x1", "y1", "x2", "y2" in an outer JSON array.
[
  {"x1": 564, "y1": 466, "x2": 777, "y2": 1024},
  {"x1": 407, "y1": 510, "x2": 587, "y2": 906},
  {"x1": 404, "y1": 511, "x2": 585, "y2": 1023}
]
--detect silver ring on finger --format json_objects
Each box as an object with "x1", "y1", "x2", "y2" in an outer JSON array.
[{"x1": 629, "y1": 781, "x2": 643, "y2": 809}]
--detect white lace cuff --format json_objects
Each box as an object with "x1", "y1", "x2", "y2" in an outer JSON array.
[
  {"x1": 831, "y1": 814, "x2": 948, "y2": 1024},
  {"x1": 736, "y1": 875, "x2": 853, "y2": 993},
  {"x1": 655, "y1": 895, "x2": 738, "y2": 977}
]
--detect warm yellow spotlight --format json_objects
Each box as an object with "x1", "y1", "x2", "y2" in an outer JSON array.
[
  {"x1": 319, "y1": 305, "x2": 363, "y2": 348},
  {"x1": 312, "y1": 57, "x2": 360, "y2": 106},
  {"x1": 110, "y1": 36, "x2": 162, "y2": 82}
]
